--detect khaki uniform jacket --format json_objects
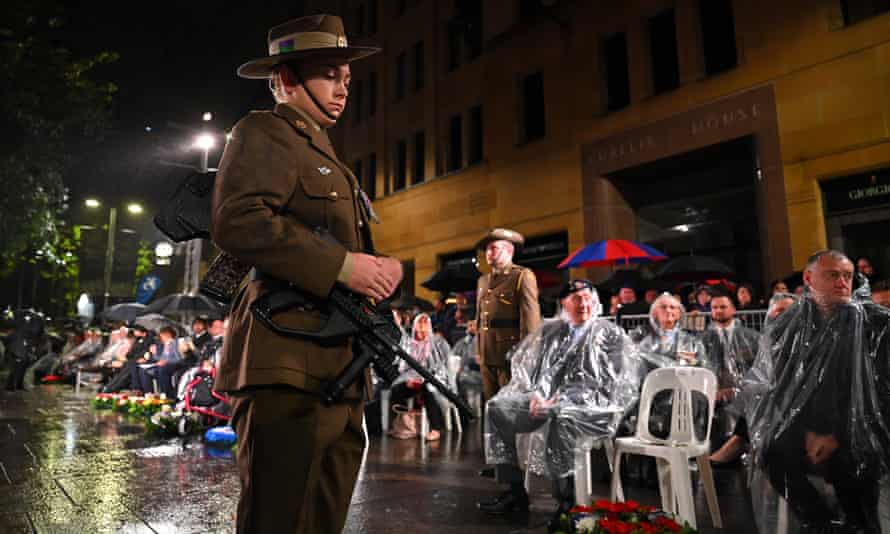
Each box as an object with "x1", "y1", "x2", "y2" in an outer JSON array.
[
  {"x1": 211, "y1": 103, "x2": 372, "y2": 397},
  {"x1": 475, "y1": 264, "x2": 541, "y2": 368}
]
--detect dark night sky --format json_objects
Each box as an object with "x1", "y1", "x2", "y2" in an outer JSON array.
[{"x1": 62, "y1": 2, "x2": 309, "y2": 211}]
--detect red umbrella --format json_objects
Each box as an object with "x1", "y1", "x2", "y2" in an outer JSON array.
[{"x1": 558, "y1": 240, "x2": 668, "y2": 269}]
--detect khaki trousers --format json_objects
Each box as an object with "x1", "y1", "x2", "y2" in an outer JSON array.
[
  {"x1": 232, "y1": 387, "x2": 365, "y2": 534},
  {"x1": 481, "y1": 364, "x2": 511, "y2": 401}
]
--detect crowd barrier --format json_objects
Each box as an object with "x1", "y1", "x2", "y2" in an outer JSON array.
[{"x1": 602, "y1": 309, "x2": 769, "y2": 333}]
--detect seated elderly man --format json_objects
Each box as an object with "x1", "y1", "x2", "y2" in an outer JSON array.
[
  {"x1": 746, "y1": 250, "x2": 890, "y2": 532},
  {"x1": 478, "y1": 280, "x2": 640, "y2": 529},
  {"x1": 629, "y1": 293, "x2": 709, "y2": 440}
]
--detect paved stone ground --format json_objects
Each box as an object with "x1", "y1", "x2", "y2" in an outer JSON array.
[{"x1": 0, "y1": 383, "x2": 755, "y2": 533}]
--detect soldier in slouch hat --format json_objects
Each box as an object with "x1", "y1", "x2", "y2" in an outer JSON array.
[
  {"x1": 211, "y1": 14, "x2": 401, "y2": 533},
  {"x1": 474, "y1": 228, "x2": 541, "y2": 401}
]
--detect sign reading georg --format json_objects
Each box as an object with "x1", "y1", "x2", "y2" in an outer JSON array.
[{"x1": 821, "y1": 168, "x2": 890, "y2": 214}]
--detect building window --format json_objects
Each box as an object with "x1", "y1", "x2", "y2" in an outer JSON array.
[
  {"x1": 519, "y1": 71, "x2": 546, "y2": 143},
  {"x1": 604, "y1": 32, "x2": 630, "y2": 111},
  {"x1": 649, "y1": 9, "x2": 680, "y2": 94},
  {"x1": 456, "y1": 0, "x2": 482, "y2": 61},
  {"x1": 368, "y1": 0, "x2": 378, "y2": 33},
  {"x1": 394, "y1": 140, "x2": 407, "y2": 191},
  {"x1": 447, "y1": 23, "x2": 462, "y2": 72},
  {"x1": 351, "y1": 79, "x2": 364, "y2": 126},
  {"x1": 355, "y1": 4, "x2": 366, "y2": 36},
  {"x1": 413, "y1": 131, "x2": 425, "y2": 184},
  {"x1": 468, "y1": 105, "x2": 483, "y2": 165},
  {"x1": 700, "y1": 0, "x2": 738, "y2": 75},
  {"x1": 519, "y1": 0, "x2": 542, "y2": 21},
  {"x1": 401, "y1": 259, "x2": 415, "y2": 297},
  {"x1": 368, "y1": 71, "x2": 378, "y2": 117},
  {"x1": 366, "y1": 153, "x2": 377, "y2": 200},
  {"x1": 841, "y1": 0, "x2": 890, "y2": 24},
  {"x1": 413, "y1": 41, "x2": 425, "y2": 92},
  {"x1": 448, "y1": 114, "x2": 463, "y2": 172},
  {"x1": 395, "y1": 51, "x2": 407, "y2": 100}
]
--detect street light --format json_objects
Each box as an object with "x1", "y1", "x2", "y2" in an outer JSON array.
[
  {"x1": 202, "y1": 112, "x2": 213, "y2": 122},
  {"x1": 183, "y1": 133, "x2": 216, "y2": 294},
  {"x1": 193, "y1": 133, "x2": 215, "y2": 173},
  {"x1": 155, "y1": 241, "x2": 173, "y2": 266},
  {"x1": 85, "y1": 198, "x2": 144, "y2": 309}
]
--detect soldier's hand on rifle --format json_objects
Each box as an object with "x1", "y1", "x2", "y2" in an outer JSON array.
[{"x1": 344, "y1": 252, "x2": 403, "y2": 301}]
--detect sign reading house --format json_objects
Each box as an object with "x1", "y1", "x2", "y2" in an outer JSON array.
[{"x1": 821, "y1": 168, "x2": 890, "y2": 214}]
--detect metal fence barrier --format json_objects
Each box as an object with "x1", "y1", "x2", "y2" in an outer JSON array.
[{"x1": 602, "y1": 309, "x2": 769, "y2": 333}]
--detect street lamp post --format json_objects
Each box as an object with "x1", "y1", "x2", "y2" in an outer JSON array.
[
  {"x1": 184, "y1": 132, "x2": 216, "y2": 294},
  {"x1": 102, "y1": 206, "x2": 117, "y2": 310},
  {"x1": 85, "y1": 199, "x2": 143, "y2": 310}
]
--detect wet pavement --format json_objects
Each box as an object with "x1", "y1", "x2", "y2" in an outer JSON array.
[{"x1": 1, "y1": 381, "x2": 754, "y2": 533}]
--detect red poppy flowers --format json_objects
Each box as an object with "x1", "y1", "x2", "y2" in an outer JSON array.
[{"x1": 556, "y1": 499, "x2": 693, "y2": 534}]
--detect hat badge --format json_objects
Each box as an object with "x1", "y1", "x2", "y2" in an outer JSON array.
[{"x1": 337, "y1": 36, "x2": 348, "y2": 47}]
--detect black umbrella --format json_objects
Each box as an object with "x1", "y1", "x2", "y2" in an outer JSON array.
[
  {"x1": 143, "y1": 293, "x2": 224, "y2": 316},
  {"x1": 100, "y1": 302, "x2": 148, "y2": 323},
  {"x1": 132, "y1": 313, "x2": 185, "y2": 335},
  {"x1": 654, "y1": 255, "x2": 734, "y2": 282},
  {"x1": 421, "y1": 264, "x2": 480, "y2": 293}
]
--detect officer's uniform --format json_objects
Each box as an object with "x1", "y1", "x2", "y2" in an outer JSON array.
[
  {"x1": 210, "y1": 15, "x2": 381, "y2": 534},
  {"x1": 475, "y1": 229, "x2": 541, "y2": 400}
]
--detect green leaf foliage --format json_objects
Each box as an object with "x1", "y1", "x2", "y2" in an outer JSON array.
[{"x1": 0, "y1": 0, "x2": 117, "y2": 277}]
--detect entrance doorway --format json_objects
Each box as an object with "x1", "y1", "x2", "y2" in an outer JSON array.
[
  {"x1": 823, "y1": 167, "x2": 890, "y2": 283},
  {"x1": 607, "y1": 136, "x2": 763, "y2": 287}
]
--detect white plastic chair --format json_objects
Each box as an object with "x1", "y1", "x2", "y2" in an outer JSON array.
[
  {"x1": 438, "y1": 355, "x2": 464, "y2": 434},
  {"x1": 574, "y1": 433, "x2": 616, "y2": 507},
  {"x1": 380, "y1": 387, "x2": 392, "y2": 432},
  {"x1": 610, "y1": 366, "x2": 722, "y2": 529}
]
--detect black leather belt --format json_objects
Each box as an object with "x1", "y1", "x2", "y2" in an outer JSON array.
[{"x1": 480, "y1": 318, "x2": 520, "y2": 329}]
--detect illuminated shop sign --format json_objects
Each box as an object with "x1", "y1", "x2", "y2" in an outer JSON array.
[{"x1": 821, "y1": 169, "x2": 890, "y2": 214}]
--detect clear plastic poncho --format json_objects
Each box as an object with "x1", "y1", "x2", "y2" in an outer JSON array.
[
  {"x1": 484, "y1": 296, "x2": 641, "y2": 479},
  {"x1": 744, "y1": 282, "x2": 890, "y2": 532},
  {"x1": 628, "y1": 297, "x2": 711, "y2": 441},
  {"x1": 629, "y1": 299, "x2": 710, "y2": 371},
  {"x1": 700, "y1": 319, "x2": 760, "y2": 444},
  {"x1": 393, "y1": 313, "x2": 451, "y2": 389},
  {"x1": 451, "y1": 331, "x2": 482, "y2": 393}
]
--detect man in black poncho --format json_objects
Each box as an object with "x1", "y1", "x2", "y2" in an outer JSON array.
[{"x1": 749, "y1": 249, "x2": 890, "y2": 533}]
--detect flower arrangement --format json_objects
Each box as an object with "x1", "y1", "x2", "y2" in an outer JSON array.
[
  {"x1": 91, "y1": 393, "x2": 172, "y2": 417},
  {"x1": 127, "y1": 395, "x2": 172, "y2": 417},
  {"x1": 145, "y1": 408, "x2": 210, "y2": 437},
  {"x1": 91, "y1": 392, "x2": 119, "y2": 410},
  {"x1": 553, "y1": 499, "x2": 698, "y2": 534}
]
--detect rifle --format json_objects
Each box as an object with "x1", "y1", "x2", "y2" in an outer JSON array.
[
  {"x1": 250, "y1": 277, "x2": 473, "y2": 419},
  {"x1": 155, "y1": 172, "x2": 473, "y2": 420}
]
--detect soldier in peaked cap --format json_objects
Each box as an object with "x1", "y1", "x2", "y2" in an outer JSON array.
[
  {"x1": 475, "y1": 228, "x2": 541, "y2": 402},
  {"x1": 210, "y1": 14, "x2": 402, "y2": 534}
]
